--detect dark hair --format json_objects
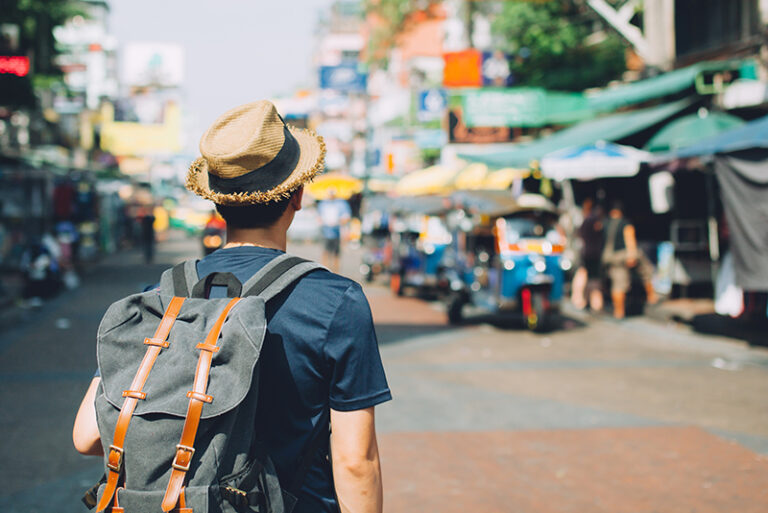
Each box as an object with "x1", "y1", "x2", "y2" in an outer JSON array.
[
  {"x1": 610, "y1": 199, "x2": 624, "y2": 213},
  {"x1": 215, "y1": 195, "x2": 292, "y2": 229}
]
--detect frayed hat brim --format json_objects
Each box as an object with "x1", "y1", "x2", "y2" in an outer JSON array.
[{"x1": 186, "y1": 127, "x2": 326, "y2": 205}]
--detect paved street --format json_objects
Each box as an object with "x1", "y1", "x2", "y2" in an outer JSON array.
[{"x1": 1, "y1": 233, "x2": 767, "y2": 512}]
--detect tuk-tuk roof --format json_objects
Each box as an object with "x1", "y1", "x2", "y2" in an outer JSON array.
[
  {"x1": 451, "y1": 191, "x2": 559, "y2": 218},
  {"x1": 390, "y1": 194, "x2": 454, "y2": 216}
]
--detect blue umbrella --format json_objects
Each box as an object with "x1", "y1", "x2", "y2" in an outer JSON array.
[{"x1": 540, "y1": 141, "x2": 652, "y2": 181}]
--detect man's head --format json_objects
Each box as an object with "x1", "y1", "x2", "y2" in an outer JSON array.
[
  {"x1": 609, "y1": 199, "x2": 624, "y2": 218},
  {"x1": 186, "y1": 100, "x2": 325, "y2": 228}
]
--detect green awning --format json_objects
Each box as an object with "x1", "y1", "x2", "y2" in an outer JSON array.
[
  {"x1": 459, "y1": 98, "x2": 692, "y2": 169},
  {"x1": 586, "y1": 60, "x2": 746, "y2": 112},
  {"x1": 645, "y1": 111, "x2": 745, "y2": 152}
]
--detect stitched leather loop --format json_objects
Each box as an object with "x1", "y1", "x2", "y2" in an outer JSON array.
[
  {"x1": 194, "y1": 342, "x2": 220, "y2": 353},
  {"x1": 121, "y1": 390, "x2": 147, "y2": 400},
  {"x1": 144, "y1": 337, "x2": 170, "y2": 348},
  {"x1": 186, "y1": 391, "x2": 213, "y2": 403}
]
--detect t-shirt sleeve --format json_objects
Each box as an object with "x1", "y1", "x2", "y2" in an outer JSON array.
[{"x1": 324, "y1": 282, "x2": 391, "y2": 411}]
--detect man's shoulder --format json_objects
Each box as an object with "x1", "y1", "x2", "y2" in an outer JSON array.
[
  {"x1": 197, "y1": 248, "x2": 365, "y2": 302},
  {"x1": 297, "y1": 267, "x2": 364, "y2": 301}
]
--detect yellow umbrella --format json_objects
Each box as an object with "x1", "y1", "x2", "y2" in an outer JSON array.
[
  {"x1": 305, "y1": 172, "x2": 363, "y2": 200},
  {"x1": 452, "y1": 163, "x2": 489, "y2": 190},
  {"x1": 394, "y1": 165, "x2": 459, "y2": 196},
  {"x1": 482, "y1": 167, "x2": 530, "y2": 190}
]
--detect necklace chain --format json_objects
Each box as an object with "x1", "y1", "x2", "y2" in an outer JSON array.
[{"x1": 222, "y1": 242, "x2": 266, "y2": 249}]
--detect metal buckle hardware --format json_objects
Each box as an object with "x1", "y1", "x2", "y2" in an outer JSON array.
[
  {"x1": 172, "y1": 444, "x2": 195, "y2": 472},
  {"x1": 225, "y1": 486, "x2": 247, "y2": 497},
  {"x1": 107, "y1": 445, "x2": 124, "y2": 472}
]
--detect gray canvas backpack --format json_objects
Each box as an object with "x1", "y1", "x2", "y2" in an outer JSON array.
[{"x1": 88, "y1": 254, "x2": 326, "y2": 513}]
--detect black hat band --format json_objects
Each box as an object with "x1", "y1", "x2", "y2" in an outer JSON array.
[{"x1": 208, "y1": 126, "x2": 300, "y2": 195}]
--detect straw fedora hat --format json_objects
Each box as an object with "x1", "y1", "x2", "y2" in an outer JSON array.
[{"x1": 186, "y1": 100, "x2": 325, "y2": 205}]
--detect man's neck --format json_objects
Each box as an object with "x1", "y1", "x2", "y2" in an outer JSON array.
[{"x1": 225, "y1": 226, "x2": 287, "y2": 251}]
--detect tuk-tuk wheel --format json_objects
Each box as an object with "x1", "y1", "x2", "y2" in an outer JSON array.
[{"x1": 447, "y1": 295, "x2": 465, "y2": 325}]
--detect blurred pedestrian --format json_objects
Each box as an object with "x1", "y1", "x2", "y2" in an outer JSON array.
[
  {"x1": 138, "y1": 206, "x2": 156, "y2": 264},
  {"x1": 317, "y1": 188, "x2": 351, "y2": 273},
  {"x1": 601, "y1": 201, "x2": 657, "y2": 319},
  {"x1": 570, "y1": 198, "x2": 604, "y2": 311}
]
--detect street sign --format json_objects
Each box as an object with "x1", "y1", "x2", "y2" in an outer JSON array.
[
  {"x1": 417, "y1": 89, "x2": 447, "y2": 122},
  {"x1": 319, "y1": 64, "x2": 367, "y2": 92}
]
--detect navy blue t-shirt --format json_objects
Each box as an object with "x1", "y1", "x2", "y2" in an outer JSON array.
[{"x1": 197, "y1": 246, "x2": 390, "y2": 513}]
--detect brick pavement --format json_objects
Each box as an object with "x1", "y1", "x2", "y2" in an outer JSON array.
[
  {"x1": 371, "y1": 289, "x2": 768, "y2": 512},
  {"x1": 380, "y1": 427, "x2": 768, "y2": 513}
]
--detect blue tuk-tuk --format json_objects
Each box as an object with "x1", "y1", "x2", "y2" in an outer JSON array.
[
  {"x1": 388, "y1": 195, "x2": 454, "y2": 298},
  {"x1": 359, "y1": 195, "x2": 393, "y2": 283},
  {"x1": 444, "y1": 192, "x2": 570, "y2": 331}
]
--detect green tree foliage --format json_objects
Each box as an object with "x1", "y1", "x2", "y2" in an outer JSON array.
[
  {"x1": 0, "y1": 0, "x2": 84, "y2": 107},
  {"x1": 492, "y1": 0, "x2": 627, "y2": 91}
]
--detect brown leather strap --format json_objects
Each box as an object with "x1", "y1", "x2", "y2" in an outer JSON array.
[
  {"x1": 97, "y1": 296, "x2": 186, "y2": 512},
  {"x1": 108, "y1": 486, "x2": 124, "y2": 513},
  {"x1": 175, "y1": 488, "x2": 193, "y2": 513},
  {"x1": 161, "y1": 298, "x2": 240, "y2": 512}
]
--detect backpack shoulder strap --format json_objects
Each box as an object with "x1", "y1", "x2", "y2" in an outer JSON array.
[
  {"x1": 242, "y1": 254, "x2": 326, "y2": 301},
  {"x1": 159, "y1": 260, "x2": 198, "y2": 297}
]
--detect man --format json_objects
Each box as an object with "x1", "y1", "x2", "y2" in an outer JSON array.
[
  {"x1": 317, "y1": 188, "x2": 350, "y2": 273},
  {"x1": 601, "y1": 201, "x2": 657, "y2": 319},
  {"x1": 571, "y1": 198, "x2": 604, "y2": 312},
  {"x1": 73, "y1": 101, "x2": 390, "y2": 513},
  {"x1": 138, "y1": 205, "x2": 156, "y2": 264}
]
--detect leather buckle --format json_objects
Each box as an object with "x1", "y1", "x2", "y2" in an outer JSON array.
[
  {"x1": 107, "y1": 445, "x2": 124, "y2": 472},
  {"x1": 172, "y1": 444, "x2": 195, "y2": 472}
]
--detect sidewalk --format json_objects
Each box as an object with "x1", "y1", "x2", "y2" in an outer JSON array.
[
  {"x1": 647, "y1": 298, "x2": 767, "y2": 348},
  {"x1": 0, "y1": 235, "x2": 184, "y2": 335}
]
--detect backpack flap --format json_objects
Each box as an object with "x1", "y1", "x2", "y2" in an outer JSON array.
[{"x1": 97, "y1": 292, "x2": 267, "y2": 419}]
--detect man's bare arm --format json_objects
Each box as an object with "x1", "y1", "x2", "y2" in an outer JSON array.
[
  {"x1": 73, "y1": 377, "x2": 104, "y2": 456},
  {"x1": 330, "y1": 407, "x2": 383, "y2": 513},
  {"x1": 623, "y1": 224, "x2": 638, "y2": 266}
]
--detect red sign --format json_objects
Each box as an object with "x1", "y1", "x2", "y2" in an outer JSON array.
[
  {"x1": 443, "y1": 50, "x2": 482, "y2": 88},
  {"x1": 0, "y1": 56, "x2": 30, "y2": 77}
]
